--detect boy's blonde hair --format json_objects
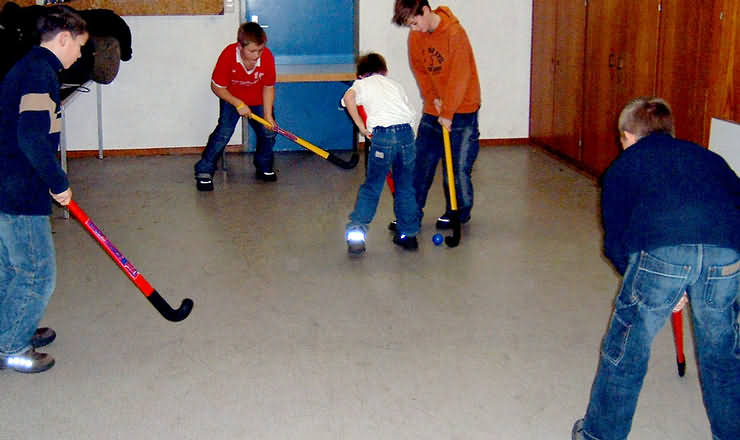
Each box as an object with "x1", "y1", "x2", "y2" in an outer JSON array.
[{"x1": 618, "y1": 97, "x2": 675, "y2": 139}]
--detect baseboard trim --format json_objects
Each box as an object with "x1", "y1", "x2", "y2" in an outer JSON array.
[{"x1": 64, "y1": 138, "x2": 532, "y2": 158}]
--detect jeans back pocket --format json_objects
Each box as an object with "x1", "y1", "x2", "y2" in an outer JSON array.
[
  {"x1": 631, "y1": 251, "x2": 690, "y2": 310},
  {"x1": 703, "y1": 259, "x2": 740, "y2": 310}
]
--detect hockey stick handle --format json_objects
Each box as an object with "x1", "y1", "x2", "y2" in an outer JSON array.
[
  {"x1": 442, "y1": 127, "x2": 458, "y2": 210},
  {"x1": 442, "y1": 127, "x2": 461, "y2": 247},
  {"x1": 67, "y1": 200, "x2": 193, "y2": 322},
  {"x1": 249, "y1": 113, "x2": 359, "y2": 169}
]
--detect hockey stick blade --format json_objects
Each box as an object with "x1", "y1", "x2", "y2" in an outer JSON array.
[
  {"x1": 444, "y1": 210, "x2": 462, "y2": 248},
  {"x1": 250, "y1": 114, "x2": 359, "y2": 169},
  {"x1": 67, "y1": 200, "x2": 194, "y2": 323},
  {"x1": 327, "y1": 152, "x2": 360, "y2": 169},
  {"x1": 147, "y1": 290, "x2": 194, "y2": 322}
]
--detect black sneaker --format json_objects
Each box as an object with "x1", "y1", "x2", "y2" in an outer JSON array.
[
  {"x1": 346, "y1": 228, "x2": 366, "y2": 255},
  {"x1": 0, "y1": 348, "x2": 55, "y2": 373},
  {"x1": 393, "y1": 234, "x2": 418, "y2": 250},
  {"x1": 256, "y1": 170, "x2": 277, "y2": 182},
  {"x1": 31, "y1": 327, "x2": 56, "y2": 349},
  {"x1": 435, "y1": 213, "x2": 470, "y2": 229},
  {"x1": 196, "y1": 173, "x2": 214, "y2": 191},
  {"x1": 388, "y1": 220, "x2": 397, "y2": 232}
]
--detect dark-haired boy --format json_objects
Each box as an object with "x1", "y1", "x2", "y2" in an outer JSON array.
[
  {"x1": 0, "y1": 5, "x2": 88, "y2": 373},
  {"x1": 194, "y1": 22, "x2": 277, "y2": 190},
  {"x1": 573, "y1": 97, "x2": 740, "y2": 440},
  {"x1": 342, "y1": 52, "x2": 419, "y2": 254},
  {"x1": 391, "y1": 0, "x2": 480, "y2": 230}
]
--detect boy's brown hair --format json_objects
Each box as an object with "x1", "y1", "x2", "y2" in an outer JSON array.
[
  {"x1": 238, "y1": 22, "x2": 266, "y2": 46},
  {"x1": 37, "y1": 5, "x2": 87, "y2": 42},
  {"x1": 618, "y1": 97, "x2": 675, "y2": 139},
  {"x1": 392, "y1": 0, "x2": 429, "y2": 26},
  {"x1": 356, "y1": 53, "x2": 387, "y2": 78}
]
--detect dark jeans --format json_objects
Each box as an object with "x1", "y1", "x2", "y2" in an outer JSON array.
[
  {"x1": 414, "y1": 112, "x2": 480, "y2": 222},
  {"x1": 580, "y1": 245, "x2": 740, "y2": 440},
  {"x1": 194, "y1": 100, "x2": 276, "y2": 176}
]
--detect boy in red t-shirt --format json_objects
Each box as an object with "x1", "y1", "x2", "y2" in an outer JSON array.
[{"x1": 194, "y1": 22, "x2": 278, "y2": 190}]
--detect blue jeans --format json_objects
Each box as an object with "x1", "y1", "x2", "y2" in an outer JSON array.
[
  {"x1": 414, "y1": 112, "x2": 480, "y2": 222},
  {"x1": 0, "y1": 213, "x2": 56, "y2": 356},
  {"x1": 348, "y1": 124, "x2": 419, "y2": 237},
  {"x1": 581, "y1": 245, "x2": 740, "y2": 440},
  {"x1": 194, "y1": 101, "x2": 276, "y2": 175}
]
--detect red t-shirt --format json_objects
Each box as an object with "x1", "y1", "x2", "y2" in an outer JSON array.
[{"x1": 211, "y1": 43, "x2": 276, "y2": 106}]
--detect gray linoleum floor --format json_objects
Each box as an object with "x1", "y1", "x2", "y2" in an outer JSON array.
[{"x1": 2, "y1": 146, "x2": 711, "y2": 439}]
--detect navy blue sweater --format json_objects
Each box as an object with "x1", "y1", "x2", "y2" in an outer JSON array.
[
  {"x1": 601, "y1": 133, "x2": 740, "y2": 275},
  {"x1": 0, "y1": 46, "x2": 69, "y2": 216}
]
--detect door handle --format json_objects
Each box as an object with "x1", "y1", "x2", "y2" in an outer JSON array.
[{"x1": 608, "y1": 53, "x2": 616, "y2": 68}]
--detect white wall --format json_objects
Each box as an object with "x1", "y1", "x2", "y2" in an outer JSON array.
[{"x1": 63, "y1": 1, "x2": 532, "y2": 151}]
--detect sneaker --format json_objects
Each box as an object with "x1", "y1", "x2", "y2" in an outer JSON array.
[
  {"x1": 435, "y1": 213, "x2": 470, "y2": 229},
  {"x1": 346, "y1": 228, "x2": 366, "y2": 255},
  {"x1": 393, "y1": 233, "x2": 418, "y2": 250},
  {"x1": 571, "y1": 419, "x2": 585, "y2": 440},
  {"x1": 388, "y1": 220, "x2": 397, "y2": 232},
  {"x1": 256, "y1": 170, "x2": 277, "y2": 182},
  {"x1": 31, "y1": 327, "x2": 56, "y2": 349},
  {"x1": 0, "y1": 348, "x2": 55, "y2": 373},
  {"x1": 195, "y1": 173, "x2": 214, "y2": 191}
]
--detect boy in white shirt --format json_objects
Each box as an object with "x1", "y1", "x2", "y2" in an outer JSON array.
[{"x1": 342, "y1": 53, "x2": 419, "y2": 254}]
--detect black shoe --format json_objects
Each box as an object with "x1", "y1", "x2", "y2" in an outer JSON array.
[
  {"x1": 435, "y1": 213, "x2": 470, "y2": 229},
  {"x1": 0, "y1": 348, "x2": 55, "y2": 373},
  {"x1": 388, "y1": 220, "x2": 397, "y2": 232},
  {"x1": 31, "y1": 327, "x2": 56, "y2": 349},
  {"x1": 256, "y1": 170, "x2": 277, "y2": 182},
  {"x1": 393, "y1": 234, "x2": 418, "y2": 250},
  {"x1": 196, "y1": 174, "x2": 214, "y2": 191}
]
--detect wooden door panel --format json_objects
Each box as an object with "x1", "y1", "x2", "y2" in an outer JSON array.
[
  {"x1": 551, "y1": 0, "x2": 586, "y2": 161},
  {"x1": 656, "y1": 0, "x2": 713, "y2": 145},
  {"x1": 582, "y1": 0, "x2": 621, "y2": 175},
  {"x1": 583, "y1": 0, "x2": 660, "y2": 175},
  {"x1": 530, "y1": 0, "x2": 557, "y2": 146},
  {"x1": 704, "y1": 0, "x2": 739, "y2": 142},
  {"x1": 617, "y1": 0, "x2": 660, "y2": 104}
]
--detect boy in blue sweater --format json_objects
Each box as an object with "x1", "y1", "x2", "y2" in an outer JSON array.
[
  {"x1": 573, "y1": 97, "x2": 740, "y2": 440},
  {"x1": 0, "y1": 6, "x2": 88, "y2": 373}
]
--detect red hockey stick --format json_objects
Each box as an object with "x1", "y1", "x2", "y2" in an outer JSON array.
[
  {"x1": 671, "y1": 309, "x2": 686, "y2": 377},
  {"x1": 68, "y1": 200, "x2": 193, "y2": 322}
]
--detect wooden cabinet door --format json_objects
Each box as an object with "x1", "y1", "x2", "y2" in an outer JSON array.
[
  {"x1": 656, "y1": 0, "x2": 714, "y2": 145},
  {"x1": 551, "y1": 0, "x2": 586, "y2": 161},
  {"x1": 529, "y1": 0, "x2": 558, "y2": 147},
  {"x1": 704, "y1": 0, "x2": 739, "y2": 140},
  {"x1": 582, "y1": 0, "x2": 622, "y2": 175},
  {"x1": 582, "y1": 0, "x2": 660, "y2": 175}
]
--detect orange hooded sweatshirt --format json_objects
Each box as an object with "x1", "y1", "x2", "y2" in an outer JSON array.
[{"x1": 408, "y1": 6, "x2": 481, "y2": 121}]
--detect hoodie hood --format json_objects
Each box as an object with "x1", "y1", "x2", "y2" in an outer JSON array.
[{"x1": 433, "y1": 6, "x2": 458, "y2": 34}]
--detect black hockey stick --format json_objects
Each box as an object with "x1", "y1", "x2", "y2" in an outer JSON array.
[
  {"x1": 442, "y1": 127, "x2": 461, "y2": 247},
  {"x1": 68, "y1": 200, "x2": 193, "y2": 322},
  {"x1": 250, "y1": 114, "x2": 359, "y2": 169}
]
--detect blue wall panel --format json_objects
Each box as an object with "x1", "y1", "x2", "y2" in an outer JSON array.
[
  {"x1": 245, "y1": 82, "x2": 354, "y2": 152},
  {"x1": 245, "y1": 0, "x2": 355, "y2": 65}
]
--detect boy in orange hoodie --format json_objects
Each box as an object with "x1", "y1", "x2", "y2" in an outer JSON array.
[{"x1": 392, "y1": 1, "x2": 481, "y2": 230}]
